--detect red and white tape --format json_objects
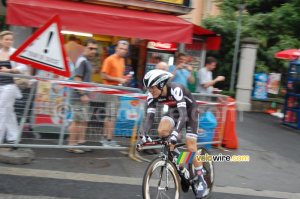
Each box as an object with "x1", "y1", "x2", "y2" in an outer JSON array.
[
  {"x1": 35, "y1": 77, "x2": 147, "y2": 99},
  {"x1": 35, "y1": 77, "x2": 232, "y2": 106}
]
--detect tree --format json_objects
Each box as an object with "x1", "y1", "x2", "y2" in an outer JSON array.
[{"x1": 201, "y1": 0, "x2": 300, "y2": 90}]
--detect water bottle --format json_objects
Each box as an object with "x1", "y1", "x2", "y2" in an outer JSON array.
[{"x1": 172, "y1": 150, "x2": 180, "y2": 164}]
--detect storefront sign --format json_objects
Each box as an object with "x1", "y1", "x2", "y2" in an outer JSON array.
[
  {"x1": 267, "y1": 73, "x2": 281, "y2": 94},
  {"x1": 154, "y1": 0, "x2": 184, "y2": 5},
  {"x1": 147, "y1": 40, "x2": 177, "y2": 51}
]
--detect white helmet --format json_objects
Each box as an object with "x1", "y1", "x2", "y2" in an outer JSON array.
[{"x1": 143, "y1": 69, "x2": 173, "y2": 90}]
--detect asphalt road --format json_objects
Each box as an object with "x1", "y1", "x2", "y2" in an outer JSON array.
[{"x1": 0, "y1": 112, "x2": 300, "y2": 199}]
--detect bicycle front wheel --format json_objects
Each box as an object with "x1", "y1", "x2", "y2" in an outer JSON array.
[{"x1": 142, "y1": 157, "x2": 180, "y2": 199}]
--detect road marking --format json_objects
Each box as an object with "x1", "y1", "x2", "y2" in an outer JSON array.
[
  {"x1": 0, "y1": 166, "x2": 299, "y2": 199},
  {"x1": 0, "y1": 194, "x2": 72, "y2": 199},
  {"x1": 37, "y1": 156, "x2": 128, "y2": 161},
  {"x1": 213, "y1": 187, "x2": 300, "y2": 199},
  {"x1": 0, "y1": 166, "x2": 142, "y2": 185}
]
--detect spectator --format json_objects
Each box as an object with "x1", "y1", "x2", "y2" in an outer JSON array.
[
  {"x1": 66, "y1": 38, "x2": 98, "y2": 154},
  {"x1": 156, "y1": 62, "x2": 168, "y2": 71},
  {"x1": 187, "y1": 70, "x2": 197, "y2": 93},
  {"x1": 187, "y1": 57, "x2": 197, "y2": 93},
  {"x1": 0, "y1": 30, "x2": 27, "y2": 145},
  {"x1": 195, "y1": 56, "x2": 225, "y2": 94},
  {"x1": 169, "y1": 52, "x2": 194, "y2": 87},
  {"x1": 75, "y1": 38, "x2": 82, "y2": 45},
  {"x1": 100, "y1": 40, "x2": 129, "y2": 147},
  {"x1": 64, "y1": 35, "x2": 84, "y2": 65}
]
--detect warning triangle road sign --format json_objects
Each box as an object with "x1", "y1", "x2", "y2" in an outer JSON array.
[{"x1": 10, "y1": 15, "x2": 70, "y2": 77}]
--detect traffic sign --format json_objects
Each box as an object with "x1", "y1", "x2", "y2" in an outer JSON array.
[{"x1": 10, "y1": 15, "x2": 70, "y2": 77}]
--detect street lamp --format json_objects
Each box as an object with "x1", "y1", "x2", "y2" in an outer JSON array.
[{"x1": 229, "y1": 3, "x2": 245, "y2": 92}]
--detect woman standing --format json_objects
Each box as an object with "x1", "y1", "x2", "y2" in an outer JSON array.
[{"x1": 0, "y1": 31, "x2": 27, "y2": 144}]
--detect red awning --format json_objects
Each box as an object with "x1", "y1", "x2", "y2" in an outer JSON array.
[
  {"x1": 185, "y1": 37, "x2": 221, "y2": 51},
  {"x1": 193, "y1": 24, "x2": 216, "y2": 35},
  {"x1": 7, "y1": 0, "x2": 220, "y2": 48},
  {"x1": 192, "y1": 24, "x2": 221, "y2": 50}
]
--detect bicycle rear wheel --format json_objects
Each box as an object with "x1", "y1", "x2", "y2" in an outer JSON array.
[
  {"x1": 190, "y1": 146, "x2": 214, "y2": 198},
  {"x1": 142, "y1": 157, "x2": 180, "y2": 199}
]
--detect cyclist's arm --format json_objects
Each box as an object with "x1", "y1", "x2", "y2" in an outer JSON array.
[
  {"x1": 171, "y1": 87, "x2": 188, "y2": 134},
  {"x1": 141, "y1": 95, "x2": 156, "y2": 136},
  {"x1": 142, "y1": 108, "x2": 155, "y2": 136},
  {"x1": 174, "y1": 105, "x2": 188, "y2": 133}
]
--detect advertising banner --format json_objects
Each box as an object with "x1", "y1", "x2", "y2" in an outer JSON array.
[
  {"x1": 253, "y1": 73, "x2": 268, "y2": 100},
  {"x1": 267, "y1": 73, "x2": 281, "y2": 94},
  {"x1": 114, "y1": 97, "x2": 144, "y2": 136}
]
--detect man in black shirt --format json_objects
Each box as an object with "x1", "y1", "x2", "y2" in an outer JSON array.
[{"x1": 66, "y1": 38, "x2": 98, "y2": 154}]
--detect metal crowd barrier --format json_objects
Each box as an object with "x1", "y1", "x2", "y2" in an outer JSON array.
[
  {"x1": 0, "y1": 72, "x2": 146, "y2": 161},
  {"x1": 1, "y1": 72, "x2": 229, "y2": 162},
  {"x1": 142, "y1": 93, "x2": 229, "y2": 147},
  {"x1": 193, "y1": 93, "x2": 229, "y2": 149}
]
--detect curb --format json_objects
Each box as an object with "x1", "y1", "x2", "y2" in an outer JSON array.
[{"x1": 0, "y1": 148, "x2": 35, "y2": 165}]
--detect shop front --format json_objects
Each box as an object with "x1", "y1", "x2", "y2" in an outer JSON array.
[{"x1": 6, "y1": 0, "x2": 221, "y2": 88}]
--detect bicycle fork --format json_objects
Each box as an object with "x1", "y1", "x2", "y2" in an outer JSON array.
[{"x1": 158, "y1": 153, "x2": 170, "y2": 191}]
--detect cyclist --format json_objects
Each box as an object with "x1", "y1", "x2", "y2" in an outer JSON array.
[{"x1": 137, "y1": 69, "x2": 208, "y2": 199}]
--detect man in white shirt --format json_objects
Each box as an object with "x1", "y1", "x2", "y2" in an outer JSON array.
[{"x1": 196, "y1": 57, "x2": 225, "y2": 94}]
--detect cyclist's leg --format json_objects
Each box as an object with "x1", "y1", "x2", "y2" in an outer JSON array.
[
  {"x1": 186, "y1": 107, "x2": 208, "y2": 199},
  {"x1": 186, "y1": 106, "x2": 202, "y2": 167},
  {"x1": 158, "y1": 115, "x2": 181, "y2": 162},
  {"x1": 186, "y1": 137, "x2": 207, "y2": 198},
  {"x1": 158, "y1": 108, "x2": 179, "y2": 149},
  {"x1": 157, "y1": 116, "x2": 174, "y2": 138}
]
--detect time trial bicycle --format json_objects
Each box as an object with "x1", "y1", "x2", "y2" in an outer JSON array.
[{"x1": 141, "y1": 136, "x2": 214, "y2": 199}]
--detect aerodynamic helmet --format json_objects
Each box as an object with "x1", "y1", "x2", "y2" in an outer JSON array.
[{"x1": 143, "y1": 69, "x2": 173, "y2": 90}]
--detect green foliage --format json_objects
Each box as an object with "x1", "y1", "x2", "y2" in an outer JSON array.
[
  {"x1": 220, "y1": 90, "x2": 236, "y2": 98},
  {"x1": 201, "y1": 0, "x2": 300, "y2": 91},
  {"x1": 215, "y1": 0, "x2": 289, "y2": 14},
  {"x1": 246, "y1": 0, "x2": 288, "y2": 14}
]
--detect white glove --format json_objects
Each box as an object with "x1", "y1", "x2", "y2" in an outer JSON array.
[
  {"x1": 168, "y1": 131, "x2": 178, "y2": 145},
  {"x1": 136, "y1": 135, "x2": 152, "y2": 151}
]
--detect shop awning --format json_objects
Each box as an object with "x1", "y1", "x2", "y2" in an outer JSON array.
[
  {"x1": 192, "y1": 24, "x2": 221, "y2": 50},
  {"x1": 7, "y1": 0, "x2": 220, "y2": 48}
]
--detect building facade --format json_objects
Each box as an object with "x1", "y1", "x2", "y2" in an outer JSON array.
[{"x1": 180, "y1": 0, "x2": 221, "y2": 25}]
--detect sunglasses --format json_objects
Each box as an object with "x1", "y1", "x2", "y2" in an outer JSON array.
[{"x1": 88, "y1": 47, "x2": 98, "y2": 51}]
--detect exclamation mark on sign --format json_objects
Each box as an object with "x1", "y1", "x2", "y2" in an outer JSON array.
[{"x1": 44, "y1": 31, "x2": 53, "y2": 54}]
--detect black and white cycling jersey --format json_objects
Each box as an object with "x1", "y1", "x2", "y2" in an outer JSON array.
[{"x1": 143, "y1": 82, "x2": 199, "y2": 139}]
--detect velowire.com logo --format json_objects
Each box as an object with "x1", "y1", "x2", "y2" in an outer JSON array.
[{"x1": 176, "y1": 152, "x2": 250, "y2": 163}]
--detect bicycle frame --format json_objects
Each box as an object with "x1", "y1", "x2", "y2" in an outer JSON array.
[
  {"x1": 144, "y1": 138, "x2": 186, "y2": 191},
  {"x1": 145, "y1": 139, "x2": 171, "y2": 191},
  {"x1": 142, "y1": 138, "x2": 214, "y2": 199}
]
